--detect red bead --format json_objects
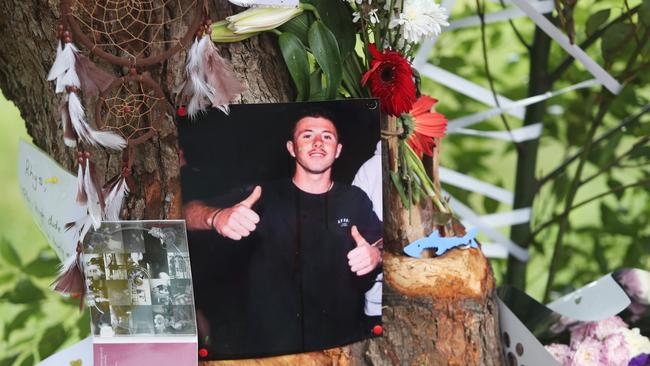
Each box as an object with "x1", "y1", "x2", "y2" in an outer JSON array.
[
  {"x1": 372, "y1": 325, "x2": 383, "y2": 335},
  {"x1": 129, "y1": 67, "x2": 137, "y2": 76},
  {"x1": 198, "y1": 348, "x2": 208, "y2": 358},
  {"x1": 176, "y1": 106, "x2": 187, "y2": 117},
  {"x1": 123, "y1": 106, "x2": 131, "y2": 113}
]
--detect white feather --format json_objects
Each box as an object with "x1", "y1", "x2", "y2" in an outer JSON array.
[
  {"x1": 89, "y1": 130, "x2": 126, "y2": 150},
  {"x1": 104, "y1": 178, "x2": 129, "y2": 221},
  {"x1": 186, "y1": 37, "x2": 215, "y2": 118},
  {"x1": 68, "y1": 92, "x2": 93, "y2": 143},
  {"x1": 83, "y1": 162, "x2": 102, "y2": 229},
  {"x1": 60, "y1": 67, "x2": 80, "y2": 89},
  {"x1": 47, "y1": 42, "x2": 76, "y2": 81},
  {"x1": 60, "y1": 94, "x2": 77, "y2": 148}
]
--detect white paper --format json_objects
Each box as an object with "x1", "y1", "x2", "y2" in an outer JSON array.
[
  {"x1": 37, "y1": 336, "x2": 93, "y2": 366},
  {"x1": 17, "y1": 140, "x2": 85, "y2": 261}
]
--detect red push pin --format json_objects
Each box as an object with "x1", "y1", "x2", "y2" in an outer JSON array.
[
  {"x1": 176, "y1": 106, "x2": 187, "y2": 117},
  {"x1": 372, "y1": 325, "x2": 383, "y2": 335},
  {"x1": 198, "y1": 348, "x2": 208, "y2": 358}
]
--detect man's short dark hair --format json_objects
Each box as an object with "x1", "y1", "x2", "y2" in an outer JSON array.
[{"x1": 289, "y1": 108, "x2": 339, "y2": 141}]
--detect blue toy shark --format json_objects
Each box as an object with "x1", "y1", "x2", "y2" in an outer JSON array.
[{"x1": 403, "y1": 228, "x2": 479, "y2": 258}]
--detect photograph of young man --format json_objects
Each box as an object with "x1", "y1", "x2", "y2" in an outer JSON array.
[{"x1": 184, "y1": 110, "x2": 382, "y2": 356}]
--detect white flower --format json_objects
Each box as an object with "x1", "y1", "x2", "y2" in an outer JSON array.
[
  {"x1": 352, "y1": 11, "x2": 361, "y2": 23},
  {"x1": 227, "y1": 7, "x2": 303, "y2": 34},
  {"x1": 368, "y1": 8, "x2": 379, "y2": 24},
  {"x1": 621, "y1": 327, "x2": 650, "y2": 358},
  {"x1": 389, "y1": 0, "x2": 449, "y2": 44}
]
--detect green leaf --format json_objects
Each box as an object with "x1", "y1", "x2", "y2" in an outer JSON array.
[
  {"x1": 585, "y1": 9, "x2": 610, "y2": 36},
  {"x1": 4, "y1": 305, "x2": 40, "y2": 341},
  {"x1": 279, "y1": 32, "x2": 310, "y2": 102},
  {"x1": 593, "y1": 238, "x2": 610, "y2": 273},
  {"x1": 38, "y1": 324, "x2": 66, "y2": 360},
  {"x1": 0, "y1": 355, "x2": 19, "y2": 366},
  {"x1": 23, "y1": 255, "x2": 60, "y2": 278},
  {"x1": 303, "y1": 0, "x2": 355, "y2": 58},
  {"x1": 482, "y1": 196, "x2": 499, "y2": 214},
  {"x1": 18, "y1": 354, "x2": 33, "y2": 366},
  {"x1": 1, "y1": 279, "x2": 46, "y2": 304},
  {"x1": 607, "y1": 178, "x2": 624, "y2": 200},
  {"x1": 278, "y1": 12, "x2": 314, "y2": 45},
  {"x1": 0, "y1": 238, "x2": 22, "y2": 268},
  {"x1": 601, "y1": 23, "x2": 634, "y2": 62},
  {"x1": 77, "y1": 309, "x2": 91, "y2": 337},
  {"x1": 640, "y1": 0, "x2": 650, "y2": 26},
  {"x1": 309, "y1": 67, "x2": 323, "y2": 97},
  {"x1": 308, "y1": 21, "x2": 342, "y2": 100}
]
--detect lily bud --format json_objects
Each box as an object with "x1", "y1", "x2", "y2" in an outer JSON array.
[
  {"x1": 227, "y1": 6, "x2": 303, "y2": 34},
  {"x1": 211, "y1": 20, "x2": 258, "y2": 42}
]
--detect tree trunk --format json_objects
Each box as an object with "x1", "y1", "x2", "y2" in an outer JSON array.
[{"x1": 0, "y1": 0, "x2": 503, "y2": 364}]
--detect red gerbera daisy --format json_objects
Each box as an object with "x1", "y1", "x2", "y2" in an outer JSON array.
[
  {"x1": 361, "y1": 44, "x2": 416, "y2": 117},
  {"x1": 406, "y1": 95, "x2": 448, "y2": 157}
]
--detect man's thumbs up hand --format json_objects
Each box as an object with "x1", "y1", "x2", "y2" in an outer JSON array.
[
  {"x1": 240, "y1": 185, "x2": 262, "y2": 208},
  {"x1": 347, "y1": 225, "x2": 381, "y2": 276},
  {"x1": 210, "y1": 186, "x2": 262, "y2": 240}
]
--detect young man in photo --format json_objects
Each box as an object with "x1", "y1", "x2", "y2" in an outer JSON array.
[{"x1": 184, "y1": 110, "x2": 382, "y2": 356}]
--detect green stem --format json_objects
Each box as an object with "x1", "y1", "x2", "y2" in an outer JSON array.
[{"x1": 300, "y1": 3, "x2": 321, "y2": 20}]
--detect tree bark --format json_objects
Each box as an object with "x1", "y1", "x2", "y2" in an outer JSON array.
[{"x1": 0, "y1": 0, "x2": 503, "y2": 364}]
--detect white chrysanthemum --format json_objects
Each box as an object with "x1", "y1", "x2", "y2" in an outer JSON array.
[
  {"x1": 621, "y1": 328, "x2": 650, "y2": 358},
  {"x1": 389, "y1": 0, "x2": 449, "y2": 43}
]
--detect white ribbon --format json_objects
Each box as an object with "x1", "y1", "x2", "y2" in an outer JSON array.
[
  {"x1": 447, "y1": 79, "x2": 599, "y2": 130},
  {"x1": 509, "y1": 0, "x2": 621, "y2": 94},
  {"x1": 452, "y1": 123, "x2": 543, "y2": 142},
  {"x1": 440, "y1": 166, "x2": 514, "y2": 204},
  {"x1": 448, "y1": 0, "x2": 554, "y2": 31},
  {"x1": 464, "y1": 208, "x2": 532, "y2": 228},
  {"x1": 444, "y1": 190, "x2": 530, "y2": 261},
  {"x1": 417, "y1": 64, "x2": 526, "y2": 119}
]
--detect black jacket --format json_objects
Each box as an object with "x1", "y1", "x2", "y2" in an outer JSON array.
[{"x1": 194, "y1": 180, "x2": 382, "y2": 358}]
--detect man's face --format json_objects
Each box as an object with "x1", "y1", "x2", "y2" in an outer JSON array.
[{"x1": 287, "y1": 116, "x2": 342, "y2": 175}]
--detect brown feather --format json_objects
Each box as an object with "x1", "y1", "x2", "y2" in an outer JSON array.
[
  {"x1": 203, "y1": 42, "x2": 244, "y2": 108},
  {"x1": 75, "y1": 54, "x2": 115, "y2": 96}
]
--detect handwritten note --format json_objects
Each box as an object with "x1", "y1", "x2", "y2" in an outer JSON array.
[{"x1": 17, "y1": 140, "x2": 85, "y2": 262}]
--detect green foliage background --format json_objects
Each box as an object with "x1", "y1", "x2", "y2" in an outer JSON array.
[
  {"x1": 0, "y1": 0, "x2": 649, "y2": 363},
  {"x1": 0, "y1": 92, "x2": 88, "y2": 365}
]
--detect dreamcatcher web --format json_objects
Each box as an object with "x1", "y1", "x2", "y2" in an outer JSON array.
[
  {"x1": 99, "y1": 80, "x2": 165, "y2": 143},
  {"x1": 65, "y1": 0, "x2": 201, "y2": 65}
]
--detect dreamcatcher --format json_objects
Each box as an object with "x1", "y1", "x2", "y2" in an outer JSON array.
[{"x1": 48, "y1": 0, "x2": 244, "y2": 297}]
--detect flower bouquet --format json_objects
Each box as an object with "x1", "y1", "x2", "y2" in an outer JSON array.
[{"x1": 500, "y1": 269, "x2": 650, "y2": 366}]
